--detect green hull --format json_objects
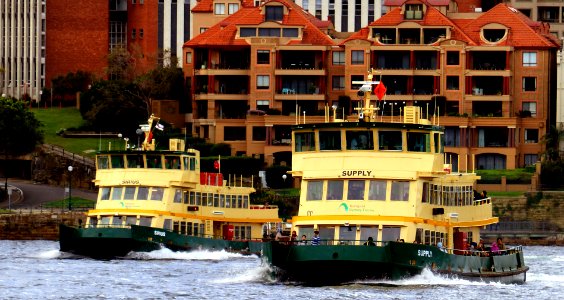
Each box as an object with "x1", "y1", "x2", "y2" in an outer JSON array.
[
  {"x1": 263, "y1": 241, "x2": 528, "y2": 284},
  {"x1": 59, "y1": 224, "x2": 267, "y2": 258}
]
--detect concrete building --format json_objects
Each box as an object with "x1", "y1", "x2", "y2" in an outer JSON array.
[{"x1": 183, "y1": 0, "x2": 559, "y2": 169}]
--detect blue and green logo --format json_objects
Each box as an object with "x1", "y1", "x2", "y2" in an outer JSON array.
[{"x1": 339, "y1": 202, "x2": 349, "y2": 213}]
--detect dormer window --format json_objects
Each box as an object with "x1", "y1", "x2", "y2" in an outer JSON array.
[
  {"x1": 483, "y1": 29, "x2": 507, "y2": 43},
  {"x1": 265, "y1": 6, "x2": 284, "y2": 22},
  {"x1": 405, "y1": 4, "x2": 423, "y2": 20}
]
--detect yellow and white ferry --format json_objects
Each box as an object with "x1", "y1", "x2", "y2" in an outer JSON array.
[
  {"x1": 59, "y1": 115, "x2": 280, "y2": 258},
  {"x1": 263, "y1": 70, "x2": 528, "y2": 284}
]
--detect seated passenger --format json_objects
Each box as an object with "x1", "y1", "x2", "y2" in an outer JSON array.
[
  {"x1": 363, "y1": 236, "x2": 376, "y2": 246},
  {"x1": 299, "y1": 234, "x2": 308, "y2": 245},
  {"x1": 311, "y1": 230, "x2": 321, "y2": 245}
]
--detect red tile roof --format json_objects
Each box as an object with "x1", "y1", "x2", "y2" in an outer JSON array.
[
  {"x1": 192, "y1": 0, "x2": 256, "y2": 13},
  {"x1": 383, "y1": 0, "x2": 450, "y2": 6},
  {"x1": 186, "y1": 0, "x2": 335, "y2": 47},
  {"x1": 342, "y1": 2, "x2": 559, "y2": 49}
]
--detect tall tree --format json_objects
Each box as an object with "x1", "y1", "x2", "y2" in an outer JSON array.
[{"x1": 0, "y1": 97, "x2": 44, "y2": 199}]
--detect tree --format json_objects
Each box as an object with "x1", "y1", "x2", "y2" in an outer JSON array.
[
  {"x1": 0, "y1": 97, "x2": 44, "y2": 199},
  {"x1": 540, "y1": 125, "x2": 564, "y2": 189}
]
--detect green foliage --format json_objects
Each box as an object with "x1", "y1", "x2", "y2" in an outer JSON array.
[
  {"x1": 251, "y1": 188, "x2": 299, "y2": 220},
  {"x1": 0, "y1": 97, "x2": 44, "y2": 157},
  {"x1": 43, "y1": 197, "x2": 95, "y2": 209},
  {"x1": 476, "y1": 169, "x2": 533, "y2": 184},
  {"x1": 540, "y1": 160, "x2": 564, "y2": 189},
  {"x1": 488, "y1": 191, "x2": 524, "y2": 197},
  {"x1": 265, "y1": 165, "x2": 293, "y2": 189}
]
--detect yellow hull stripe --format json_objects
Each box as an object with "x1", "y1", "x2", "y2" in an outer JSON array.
[
  {"x1": 291, "y1": 215, "x2": 498, "y2": 227},
  {"x1": 88, "y1": 209, "x2": 281, "y2": 224}
]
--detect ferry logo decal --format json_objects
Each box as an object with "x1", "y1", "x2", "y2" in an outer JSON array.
[{"x1": 339, "y1": 203, "x2": 349, "y2": 213}]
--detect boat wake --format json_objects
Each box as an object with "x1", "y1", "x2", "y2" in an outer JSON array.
[
  {"x1": 212, "y1": 263, "x2": 276, "y2": 284},
  {"x1": 355, "y1": 268, "x2": 507, "y2": 288},
  {"x1": 127, "y1": 248, "x2": 257, "y2": 261}
]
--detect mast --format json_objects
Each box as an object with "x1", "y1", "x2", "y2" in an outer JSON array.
[{"x1": 352, "y1": 68, "x2": 380, "y2": 122}]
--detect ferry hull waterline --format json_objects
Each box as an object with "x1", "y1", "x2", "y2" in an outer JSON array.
[
  {"x1": 262, "y1": 69, "x2": 528, "y2": 284},
  {"x1": 59, "y1": 114, "x2": 280, "y2": 258}
]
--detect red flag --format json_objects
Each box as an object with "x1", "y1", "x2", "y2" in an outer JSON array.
[
  {"x1": 214, "y1": 160, "x2": 220, "y2": 170},
  {"x1": 374, "y1": 81, "x2": 387, "y2": 101},
  {"x1": 146, "y1": 131, "x2": 153, "y2": 143}
]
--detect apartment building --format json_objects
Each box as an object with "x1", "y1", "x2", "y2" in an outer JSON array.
[
  {"x1": 505, "y1": 0, "x2": 564, "y2": 38},
  {"x1": 183, "y1": 0, "x2": 558, "y2": 169}
]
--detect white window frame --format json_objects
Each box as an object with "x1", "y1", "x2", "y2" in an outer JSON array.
[
  {"x1": 522, "y1": 101, "x2": 537, "y2": 117},
  {"x1": 523, "y1": 52, "x2": 537, "y2": 67},
  {"x1": 228, "y1": 3, "x2": 239, "y2": 14},
  {"x1": 257, "y1": 75, "x2": 270, "y2": 89},
  {"x1": 214, "y1": 3, "x2": 225, "y2": 15}
]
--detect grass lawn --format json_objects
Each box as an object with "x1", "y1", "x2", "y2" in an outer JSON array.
[
  {"x1": 33, "y1": 107, "x2": 116, "y2": 157},
  {"x1": 42, "y1": 197, "x2": 96, "y2": 209},
  {"x1": 488, "y1": 191, "x2": 525, "y2": 197}
]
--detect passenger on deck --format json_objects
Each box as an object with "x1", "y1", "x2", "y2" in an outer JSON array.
[
  {"x1": 299, "y1": 234, "x2": 308, "y2": 245},
  {"x1": 275, "y1": 230, "x2": 283, "y2": 241},
  {"x1": 290, "y1": 231, "x2": 298, "y2": 244},
  {"x1": 437, "y1": 241, "x2": 447, "y2": 252},
  {"x1": 311, "y1": 230, "x2": 321, "y2": 245},
  {"x1": 476, "y1": 239, "x2": 488, "y2": 256},
  {"x1": 496, "y1": 237, "x2": 506, "y2": 252},
  {"x1": 364, "y1": 236, "x2": 376, "y2": 246}
]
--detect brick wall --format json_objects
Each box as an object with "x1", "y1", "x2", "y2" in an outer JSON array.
[{"x1": 0, "y1": 212, "x2": 85, "y2": 240}]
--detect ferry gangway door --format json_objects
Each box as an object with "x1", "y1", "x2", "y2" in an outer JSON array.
[
  {"x1": 453, "y1": 231, "x2": 468, "y2": 255},
  {"x1": 223, "y1": 224, "x2": 234, "y2": 240}
]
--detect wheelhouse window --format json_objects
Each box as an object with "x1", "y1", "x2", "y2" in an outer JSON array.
[
  {"x1": 165, "y1": 156, "x2": 181, "y2": 169},
  {"x1": 407, "y1": 132, "x2": 430, "y2": 152},
  {"x1": 111, "y1": 187, "x2": 123, "y2": 200},
  {"x1": 379, "y1": 131, "x2": 403, "y2": 151},
  {"x1": 111, "y1": 155, "x2": 124, "y2": 168},
  {"x1": 306, "y1": 181, "x2": 322, "y2": 200},
  {"x1": 173, "y1": 189, "x2": 183, "y2": 203},
  {"x1": 295, "y1": 132, "x2": 315, "y2": 152},
  {"x1": 265, "y1": 6, "x2": 284, "y2": 21},
  {"x1": 126, "y1": 155, "x2": 144, "y2": 168},
  {"x1": 100, "y1": 187, "x2": 110, "y2": 200},
  {"x1": 97, "y1": 156, "x2": 109, "y2": 169},
  {"x1": 368, "y1": 180, "x2": 386, "y2": 200},
  {"x1": 319, "y1": 131, "x2": 341, "y2": 150},
  {"x1": 327, "y1": 180, "x2": 344, "y2": 200},
  {"x1": 147, "y1": 155, "x2": 162, "y2": 168},
  {"x1": 150, "y1": 188, "x2": 164, "y2": 201},
  {"x1": 137, "y1": 187, "x2": 149, "y2": 200},
  {"x1": 124, "y1": 187, "x2": 136, "y2": 200},
  {"x1": 391, "y1": 181, "x2": 409, "y2": 201},
  {"x1": 346, "y1": 131, "x2": 373, "y2": 150},
  {"x1": 347, "y1": 180, "x2": 365, "y2": 200}
]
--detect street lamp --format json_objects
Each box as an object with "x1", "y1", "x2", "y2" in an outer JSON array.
[{"x1": 67, "y1": 166, "x2": 73, "y2": 211}]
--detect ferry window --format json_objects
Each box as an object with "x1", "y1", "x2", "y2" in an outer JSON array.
[
  {"x1": 150, "y1": 187, "x2": 164, "y2": 201},
  {"x1": 180, "y1": 222, "x2": 187, "y2": 234},
  {"x1": 126, "y1": 216, "x2": 137, "y2": 226},
  {"x1": 173, "y1": 221, "x2": 179, "y2": 233},
  {"x1": 187, "y1": 222, "x2": 193, "y2": 235},
  {"x1": 126, "y1": 155, "x2": 144, "y2": 168},
  {"x1": 407, "y1": 132, "x2": 430, "y2": 152},
  {"x1": 112, "y1": 216, "x2": 123, "y2": 226},
  {"x1": 193, "y1": 223, "x2": 199, "y2": 236},
  {"x1": 433, "y1": 133, "x2": 440, "y2": 153},
  {"x1": 111, "y1": 155, "x2": 124, "y2": 168},
  {"x1": 424, "y1": 230, "x2": 430, "y2": 244},
  {"x1": 201, "y1": 193, "x2": 208, "y2": 206},
  {"x1": 368, "y1": 180, "x2": 387, "y2": 200},
  {"x1": 238, "y1": 195, "x2": 243, "y2": 208},
  {"x1": 225, "y1": 195, "x2": 231, "y2": 207},
  {"x1": 327, "y1": 180, "x2": 344, "y2": 200},
  {"x1": 89, "y1": 218, "x2": 98, "y2": 227},
  {"x1": 184, "y1": 192, "x2": 189, "y2": 204},
  {"x1": 214, "y1": 194, "x2": 219, "y2": 207},
  {"x1": 431, "y1": 231, "x2": 436, "y2": 245},
  {"x1": 339, "y1": 225, "x2": 356, "y2": 244},
  {"x1": 189, "y1": 191, "x2": 195, "y2": 205},
  {"x1": 360, "y1": 226, "x2": 379, "y2": 245},
  {"x1": 379, "y1": 131, "x2": 402, "y2": 151},
  {"x1": 208, "y1": 193, "x2": 214, "y2": 206},
  {"x1": 295, "y1": 132, "x2": 315, "y2": 152},
  {"x1": 220, "y1": 194, "x2": 225, "y2": 207},
  {"x1": 124, "y1": 187, "x2": 136, "y2": 200},
  {"x1": 382, "y1": 227, "x2": 400, "y2": 242},
  {"x1": 195, "y1": 192, "x2": 201, "y2": 205},
  {"x1": 319, "y1": 131, "x2": 341, "y2": 150},
  {"x1": 200, "y1": 224, "x2": 205, "y2": 237},
  {"x1": 319, "y1": 226, "x2": 335, "y2": 243},
  {"x1": 440, "y1": 133, "x2": 444, "y2": 153},
  {"x1": 422, "y1": 182, "x2": 429, "y2": 203},
  {"x1": 101, "y1": 216, "x2": 111, "y2": 225},
  {"x1": 163, "y1": 219, "x2": 172, "y2": 230},
  {"x1": 415, "y1": 228, "x2": 423, "y2": 244},
  {"x1": 173, "y1": 189, "x2": 182, "y2": 203},
  {"x1": 347, "y1": 131, "x2": 373, "y2": 150},
  {"x1": 190, "y1": 158, "x2": 196, "y2": 170},
  {"x1": 347, "y1": 180, "x2": 365, "y2": 200},
  {"x1": 137, "y1": 187, "x2": 149, "y2": 200},
  {"x1": 243, "y1": 195, "x2": 249, "y2": 208},
  {"x1": 111, "y1": 187, "x2": 123, "y2": 200},
  {"x1": 391, "y1": 181, "x2": 409, "y2": 201},
  {"x1": 139, "y1": 217, "x2": 152, "y2": 227},
  {"x1": 183, "y1": 157, "x2": 189, "y2": 170},
  {"x1": 100, "y1": 187, "x2": 110, "y2": 200},
  {"x1": 147, "y1": 155, "x2": 162, "y2": 169},
  {"x1": 97, "y1": 156, "x2": 109, "y2": 169},
  {"x1": 306, "y1": 181, "x2": 323, "y2": 200},
  {"x1": 165, "y1": 156, "x2": 181, "y2": 169}
]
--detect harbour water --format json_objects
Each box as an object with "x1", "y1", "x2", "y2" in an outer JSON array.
[{"x1": 0, "y1": 241, "x2": 562, "y2": 299}]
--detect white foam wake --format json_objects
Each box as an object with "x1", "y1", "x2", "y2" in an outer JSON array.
[
  {"x1": 212, "y1": 263, "x2": 275, "y2": 284},
  {"x1": 358, "y1": 268, "x2": 506, "y2": 287},
  {"x1": 128, "y1": 248, "x2": 256, "y2": 261}
]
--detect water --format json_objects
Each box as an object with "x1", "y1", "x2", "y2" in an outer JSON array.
[{"x1": 0, "y1": 241, "x2": 562, "y2": 300}]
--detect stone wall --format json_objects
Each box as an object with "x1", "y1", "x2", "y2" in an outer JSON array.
[
  {"x1": 0, "y1": 212, "x2": 85, "y2": 240},
  {"x1": 492, "y1": 191, "x2": 564, "y2": 229}
]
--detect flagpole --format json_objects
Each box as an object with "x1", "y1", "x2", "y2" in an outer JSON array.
[{"x1": 218, "y1": 155, "x2": 221, "y2": 174}]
